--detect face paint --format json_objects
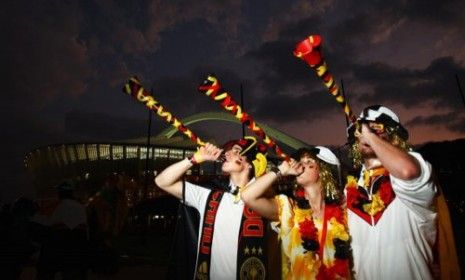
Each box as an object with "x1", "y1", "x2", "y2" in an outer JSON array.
[{"x1": 223, "y1": 145, "x2": 245, "y2": 166}]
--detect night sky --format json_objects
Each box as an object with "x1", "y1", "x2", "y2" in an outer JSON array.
[{"x1": 2, "y1": 0, "x2": 465, "y2": 202}]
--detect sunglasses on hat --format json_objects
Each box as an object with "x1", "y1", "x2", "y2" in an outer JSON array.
[{"x1": 355, "y1": 120, "x2": 386, "y2": 135}]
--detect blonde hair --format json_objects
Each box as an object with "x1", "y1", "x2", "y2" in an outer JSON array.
[
  {"x1": 298, "y1": 151, "x2": 342, "y2": 203},
  {"x1": 319, "y1": 161, "x2": 342, "y2": 203}
]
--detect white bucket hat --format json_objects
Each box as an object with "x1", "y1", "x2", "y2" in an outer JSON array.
[{"x1": 347, "y1": 105, "x2": 409, "y2": 143}]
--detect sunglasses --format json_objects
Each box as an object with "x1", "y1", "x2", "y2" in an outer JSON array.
[{"x1": 355, "y1": 121, "x2": 386, "y2": 135}]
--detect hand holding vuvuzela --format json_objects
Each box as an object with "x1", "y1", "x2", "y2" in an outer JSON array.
[
  {"x1": 190, "y1": 143, "x2": 223, "y2": 164},
  {"x1": 278, "y1": 159, "x2": 303, "y2": 177}
]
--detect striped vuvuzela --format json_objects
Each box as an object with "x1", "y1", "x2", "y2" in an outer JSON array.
[
  {"x1": 123, "y1": 76, "x2": 205, "y2": 146},
  {"x1": 198, "y1": 74, "x2": 289, "y2": 161},
  {"x1": 294, "y1": 35, "x2": 356, "y2": 124}
]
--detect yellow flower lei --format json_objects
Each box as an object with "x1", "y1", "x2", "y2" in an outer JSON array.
[
  {"x1": 346, "y1": 175, "x2": 386, "y2": 216},
  {"x1": 293, "y1": 205, "x2": 350, "y2": 278},
  {"x1": 329, "y1": 217, "x2": 350, "y2": 241},
  {"x1": 362, "y1": 193, "x2": 385, "y2": 216},
  {"x1": 346, "y1": 175, "x2": 358, "y2": 189}
]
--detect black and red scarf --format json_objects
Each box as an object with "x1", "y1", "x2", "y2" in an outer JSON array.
[{"x1": 195, "y1": 190, "x2": 267, "y2": 279}]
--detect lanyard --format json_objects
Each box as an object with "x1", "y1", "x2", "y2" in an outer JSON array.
[{"x1": 318, "y1": 205, "x2": 328, "y2": 258}]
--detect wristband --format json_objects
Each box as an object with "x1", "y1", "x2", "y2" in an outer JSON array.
[
  {"x1": 188, "y1": 155, "x2": 197, "y2": 165},
  {"x1": 270, "y1": 166, "x2": 282, "y2": 179},
  {"x1": 188, "y1": 151, "x2": 203, "y2": 165}
]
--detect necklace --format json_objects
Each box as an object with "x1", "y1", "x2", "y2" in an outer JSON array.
[
  {"x1": 293, "y1": 187, "x2": 351, "y2": 279},
  {"x1": 346, "y1": 170, "x2": 396, "y2": 225}
]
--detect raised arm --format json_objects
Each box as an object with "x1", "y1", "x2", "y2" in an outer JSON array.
[
  {"x1": 241, "y1": 160, "x2": 299, "y2": 221},
  {"x1": 359, "y1": 123, "x2": 420, "y2": 180},
  {"x1": 154, "y1": 143, "x2": 222, "y2": 199}
]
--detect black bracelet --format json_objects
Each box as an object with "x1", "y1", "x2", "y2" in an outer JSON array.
[
  {"x1": 187, "y1": 155, "x2": 198, "y2": 165},
  {"x1": 270, "y1": 166, "x2": 282, "y2": 178}
]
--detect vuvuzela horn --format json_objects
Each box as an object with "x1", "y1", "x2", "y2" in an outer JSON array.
[
  {"x1": 294, "y1": 35, "x2": 356, "y2": 124},
  {"x1": 123, "y1": 77, "x2": 205, "y2": 146},
  {"x1": 198, "y1": 74, "x2": 290, "y2": 161}
]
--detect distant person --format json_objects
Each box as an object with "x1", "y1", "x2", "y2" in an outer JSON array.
[
  {"x1": 35, "y1": 181, "x2": 88, "y2": 280},
  {"x1": 155, "y1": 137, "x2": 273, "y2": 279},
  {"x1": 345, "y1": 105, "x2": 437, "y2": 279},
  {"x1": 241, "y1": 147, "x2": 351, "y2": 279},
  {"x1": 86, "y1": 174, "x2": 127, "y2": 275},
  {"x1": 91, "y1": 174, "x2": 128, "y2": 239},
  {"x1": 0, "y1": 198, "x2": 39, "y2": 280}
]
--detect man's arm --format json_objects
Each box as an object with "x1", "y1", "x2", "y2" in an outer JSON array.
[
  {"x1": 360, "y1": 124, "x2": 420, "y2": 180},
  {"x1": 154, "y1": 158, "x2": 193, "y2": 199},
  {"x1": 154, "y1": 143, "x2": 222, "y2": 199}
]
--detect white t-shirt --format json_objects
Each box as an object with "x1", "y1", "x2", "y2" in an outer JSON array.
[
  {"x1": 348, "y1": 152, "x2": 437, "y2": 280},
  {"x1": 184, "y1": 181, "x2": 245, "y2": 280},
  {"x1": 34, "y1": 199, "x2": 87, "y2": 229}
]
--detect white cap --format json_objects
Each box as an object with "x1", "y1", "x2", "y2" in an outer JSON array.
[
  {"x1": 314, "y1": 146, "x2": 340, "y2": 167},
  {"x1": 359, "y1": 105, "x2": 400, "y2": 123}
]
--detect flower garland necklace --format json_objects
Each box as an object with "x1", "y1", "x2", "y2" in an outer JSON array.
[{"x1": 293, "y1": 187, "x2": 351, "y2": 279}]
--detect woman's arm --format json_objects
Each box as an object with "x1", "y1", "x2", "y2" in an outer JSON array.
[
  {"x1": 241, "y1": 161, "x2": 297, "y2": 221},
  {"x1": 242, "y1": 171, "x2": 280, "y2": 221}
]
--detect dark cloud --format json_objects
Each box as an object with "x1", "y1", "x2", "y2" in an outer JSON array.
[
  {"x1": 146, "y1": 18, "x2": 226, "y2": 77},
  {"x1": 402, "y1": 0, "x2": 465, "y2": 25},
  {"x1": 64, "y1": 111, "x2": 163, "y2": 142},
  {"x1": 278, "y1": 16, "x2": 325, "y2": 40},
  {"x1": 245, "y1": 39, "x2": 319, "y2": 88},
  {"x1": 406, "y1": 112, "x2": 465, "y2": 133},
  {"x1": 2, "y1": 1, "x2": 91, "y2": 108},
  {"x1": 243, "y1": 40, "x2": 343, "y2": 123},
  {"x1": 354, "y1": 56, "x2": 465, "y2": 109},
  {"x1": 254, "y1": 89, "x2": 339, "y2": 122},
  {"x1": 340, "y1": 0, "x2": 465, "y2": 26}
]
